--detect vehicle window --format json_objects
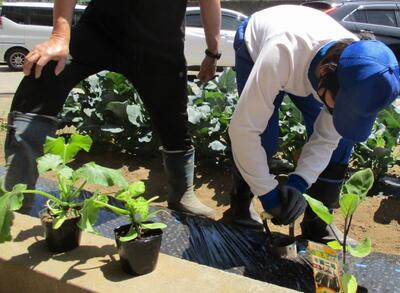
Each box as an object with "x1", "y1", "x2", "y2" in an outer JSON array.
[
  {"x1": 28, "y1": 8, "x2": 53, "y2": 26},
  {"x1": 185, "y1": 13, "x2": 202, "y2": 28},
  {"x1": 345, "y1": 8, "x2": 397, "y2": 27},
  {"x1": 366, "y1": 9, "x2": 397, "y2": 27},
  {"x1": 221, "y1": 15, "x2": 241, "y2": 31},
  {"x1": 345, "y1": 9, "x2": 367, "y2": 23},
  {"x1": 2, "y1": 6, "x2": 26, "y2": 24}
]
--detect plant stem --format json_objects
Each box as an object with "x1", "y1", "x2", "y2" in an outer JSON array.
[
  {"x1": 93, "y1": 200, "x2": 130, "y2": 215},
  {"x1": 343, "y1": 215, "x2": 350, "y2": 267},
  {"x1": 70, "y1": 180, "x2": 87, "y2": 199},
  {"x1": 57, "y1": 174, "x2": 68, "y2": 197},
  {"x1": 23, "y1": 190, "x2": 66, "y2": 206},
  {"x1": 327, "y1": 224, "x2": 341, "y2": 244}
]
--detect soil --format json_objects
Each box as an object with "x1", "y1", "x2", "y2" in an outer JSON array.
[{"x1": 0, "y1": 130, "x2": 399, "y2": 255}]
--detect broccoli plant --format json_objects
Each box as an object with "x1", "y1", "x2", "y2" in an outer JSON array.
[
  {"x1": 304, "y1": 168, "x2": 374, "y2": 293},
  {"x1": 82, "y1": 181, "x2": 166, "y2": 241},
  {"x1": 0, "y1": 133, "x2": 128, "y2": 243}
]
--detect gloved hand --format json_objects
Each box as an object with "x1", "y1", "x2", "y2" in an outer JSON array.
[{"x1": 259, "y1": 174, "x2": 308, "y2": 225}]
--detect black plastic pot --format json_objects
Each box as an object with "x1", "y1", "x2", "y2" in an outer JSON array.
[
  {"x1": 114, "y1": 224, "x2": 163, "y2": 276},
  {"x1": 40, "y1": 210, "x2": 82, "y2": 253},
  {"x1": 357, "y1": 285, "x2": 368, "y2": 293}
]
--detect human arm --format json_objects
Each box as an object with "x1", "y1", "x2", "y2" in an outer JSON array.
[
  {"x1": 292, "y1": 108, "x2": 342, "y2": 186},
  {"x1": 197, "y1": 0, "x2": 221, "y2": 83},
  {"x1": 24, "y1": 0, "x2": 77, "y2": 78},
  {"x1": 229, "y1": 41, "x2": 309, "y2": 225}
]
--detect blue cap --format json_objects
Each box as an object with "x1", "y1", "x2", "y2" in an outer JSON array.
[{"x1": 334, "y1": 40, "x2": 399, "y2": 142}]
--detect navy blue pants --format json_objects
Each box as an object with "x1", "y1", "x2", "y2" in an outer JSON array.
[{"x1": 234, "y1": 18, "x2": 354, "y2": 169}]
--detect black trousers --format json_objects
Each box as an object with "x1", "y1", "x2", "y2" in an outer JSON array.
[{"x1": 10, "y1": 21, "x2": 192, "y2": 151}]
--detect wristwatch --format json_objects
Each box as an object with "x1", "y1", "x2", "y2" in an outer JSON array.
[{"x1": 205, "y1": 49, "x2": 222, "y2": 60}]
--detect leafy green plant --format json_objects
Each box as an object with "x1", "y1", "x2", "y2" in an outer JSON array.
[
  {"x1": 352, "y1": 102, "x2": 400, "y2": 180},
  {"x1": 0, "y1": 118, "x2": 7, "y2": 131},
  {"x1": 186, "y1": 68, "x2": 238, "y2": 165},
  {"x1": 0, "y1": 133, "x2": 128, "y2": 243},
  {"x1": 60, "y1": 72, "x2": 157, "y2": 155},
  {"x1": 60, "y1": 68, "x2": 240, "y2": 165},
  {"x1": 304, "y1": 168, "x2": 374, "y2": 293},
  {"x1": 82, "y1": 181, "x2": 167, "y2": 242},
  {"x1": 278, "y1": 96, "x2": 308, "y2": 164}
]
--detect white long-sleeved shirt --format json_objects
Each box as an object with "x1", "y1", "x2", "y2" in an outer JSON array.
[{"x1": 228, "y1": 5, "x2": 358, "y2": 197}]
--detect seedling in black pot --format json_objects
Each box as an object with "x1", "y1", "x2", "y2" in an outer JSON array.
[
  {"x1": 84, "y1": 181, "x2": 167, "y2": 275},
  {"x1": 0, "y1": 134, "x2": 127, "y2": 253}
]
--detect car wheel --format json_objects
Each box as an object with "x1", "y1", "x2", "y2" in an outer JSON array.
[{"x1": 6, "y1": 48, "x2": 29, "y2": 71}]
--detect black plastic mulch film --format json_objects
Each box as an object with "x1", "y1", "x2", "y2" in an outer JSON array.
[{"x1": 1, "y1": 168, "x2": 399, "y2": 293}]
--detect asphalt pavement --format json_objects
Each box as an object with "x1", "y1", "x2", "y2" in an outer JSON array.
[{"x1": 0, "y1": 64, "x2": 23, "y2": 118}]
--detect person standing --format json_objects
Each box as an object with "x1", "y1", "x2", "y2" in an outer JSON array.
[{"x1": 4, "y1": 0, "x2": 221, "y2": 218}]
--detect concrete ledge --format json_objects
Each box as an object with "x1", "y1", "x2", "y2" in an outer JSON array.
[{"x1": 0, "y1": 214, "x2": 298, "y2": 293}]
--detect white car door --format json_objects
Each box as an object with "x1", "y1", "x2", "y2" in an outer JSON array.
[{"x1": 184, "y1": 8, "x2": 246, "y2": 69}]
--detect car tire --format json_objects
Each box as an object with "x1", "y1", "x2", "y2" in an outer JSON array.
[{"x1": 5, "y1": 48, "x2": 29, "y2": 71}]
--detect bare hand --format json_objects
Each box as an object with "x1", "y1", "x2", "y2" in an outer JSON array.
[
  {"x1": 197, "y1": 56, "x2": 217, "y2": 84},
  {"x1": 23, "y1": 35, "x2": 69, "y2": 79}
]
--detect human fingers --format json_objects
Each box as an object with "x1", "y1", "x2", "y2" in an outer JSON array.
[
  {"x1": 23, "y1": 51, "x2": 40, "y2": 76},
  {"x1": 55, "y1": 57, "x2": 67, "y2": 76},
  {"x1": 285, "y1": 195, "x2": 307, "y2": 224},
  {"x1": 34, "y1": 55, "x2": 52, "y2": 79}
]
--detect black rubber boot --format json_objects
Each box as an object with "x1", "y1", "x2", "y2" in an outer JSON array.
[
  {"x1": 162, "y1": 148, "x2": 215, "y2": 218},
  {"x1": 229, "y1": 165, "x2": 263, "y2": 229},
  {"x1": 4, "y1": 111, "x2": 58, "y2": 214},
  {"x1": 301, "y1": 163, "x2": 358, "y2": 246}
]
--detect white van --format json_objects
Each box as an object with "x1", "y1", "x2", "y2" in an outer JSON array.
[{"x1": 0, "y1": 2, "x2": 86, "y2": 71}]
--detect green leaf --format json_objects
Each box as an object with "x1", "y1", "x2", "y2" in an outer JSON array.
[
  {"x1": 0, "y1": 183, "x2": 25, "y2": 243},
  {"x1": 380, "y1": 107, "x2": 400, "y2": 129},
  {"x1": 58, "y1": 166, "x2": 74, "y2": 180},
  {"x1": 141, "y1": 222, "x2": 167, "y2": 230},
  {"x1": 0, "y1": 176, "x2": 6, "y2": 194},
  {"x1": 327, "y1": 240, "x2": 343, "y2": 251},
  {"x1": 340, "y1": 194, "x2": 360, "y2": 217},
  {"x1": 74, "y1": 162, "x2": 128, "y2": 187},
  {"x1": 119, "y1": 227, "x2": 138, "y2": 242},
  {"x1": 126, "y1": 104, "x2": 144, "y2": 127},
  {"x1": 342, "y1": 169, "x2": 374, "y2": 199},
  {"x1": 128, "y1": 181, "x2": 145, "y2": 197},
  {"x1": 37, "y1": 154, "x2": 64, "y2": 174},
  {"x1": 133, "y1": 197, "x2": 149, "y2": 221},
  {"x1": 44, "y1": 134, "x2": 92, "y2": 163},
  {"x1": 52, "y1": 214, "x2": 67, "y2": 230},
  {"x1": 78, "y1": 194, "x2": 108, "y2": 233},
  {"x1": 348, "y1": 238, "x2": 372, "y2": 258},
  {"x1": 115, "y1": 181, "x2": 146, "y2": 201},
  {"x1": 104, "y1": 101, "x2": 129, "y2": 120},
  {"x1": 304, "y1": 194, "x2": 333, "y2": 225},
  {"x1": 0, "y1": 211, "x2": 14, "y2": 243},
  {"x1": 144, "y1": 209, "x2": 164, "y2": 221},
  {"x1": 342, "y1": 273, "x2": 358, "y2": 293}
]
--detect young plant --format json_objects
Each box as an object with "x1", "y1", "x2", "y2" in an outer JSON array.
[
  {"x1": 0, "y1": 133, "x2": 128, "y2": 243},
  {"x1": 82, "y1": 181, "x2": 167, "y2": 242},
  {"x1": 304, "y1": 168, "x2": 374, "y2": 293}
]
